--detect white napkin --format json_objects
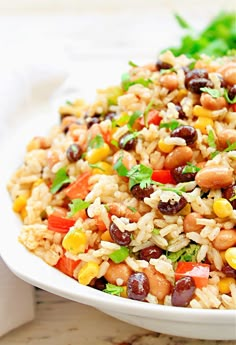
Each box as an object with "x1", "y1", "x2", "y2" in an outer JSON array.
[{"x1": 0, "y1": 64, "x2": 68, "y2": 336}]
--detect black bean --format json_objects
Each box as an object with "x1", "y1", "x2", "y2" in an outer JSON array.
[
  {"x1": 131, "y1": 184, "x2": 154, "y2": 200},
  {"x1": 158, "y1": 196, "x2": 187, "y2": 215},
  {"x1": 222, "y1": 184, "x2": 236, "y2": 209},
  {"x1": 94, "y1": 277, "x2": 108, "y2": 290},
  {"x1": 127, "y1": 272, "x2": 150, "y2": 301},
  {"x1": 171, "y1": 125, "x2": 198, "y2": 145},
  {"x1": 119, "y1": 133, "x2": 137, "y2": 151},
  {"x1": 171, "y1": 165, "x2": 197, "y2": 183},
  {"x1": 104, "y1": 112, "x2": 116, "y2": 121},
  {"x1": 185, "y1": 69, "x2": 208, "y2": 87},
  {"x1": 187, "y1": 78, "x2": 213, "y2": 94},
  {"x1": 66, "y1": 143, "x2": 82, "y2": 162},
  {"x1": 109, "y1": 222, "x2": 131, "y2": 246},
  {"x1": 156, "y1": 59, "x2": 172, "y2": 71},
  {"x1": 216, "y1": 74, "x2": 227, "y2": 88},
  {"x1": 175, "y1": 105, "x2": 187, "y2": 120},
  {"x1": 228, "y1": 85, "x2": 236, "y2": 101},
  {"x1": 86, "y1": 114, "x2": 102, "y2": 128},
  {"x1": 60, "y1": 113, "x2": 72, "y2": 122},
  {"x1": 171, "y1": 276, "x2": 196, "y2": 307},
  {"x1": 222, "y1": 264, "x2": 236, "y2": 279},
  {"x1": 139, "y1": 245, "x2": 163, "y2": 261}
]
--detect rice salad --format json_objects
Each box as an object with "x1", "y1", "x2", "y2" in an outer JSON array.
[{"x1": 8, "y1": 51, "x2": 236, "y2": 309}]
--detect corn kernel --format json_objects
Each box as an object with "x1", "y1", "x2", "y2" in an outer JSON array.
[
  {"x1": 20, "y1": 207, "x2": 27, "y2": 221},
  {"x1": 174, "y1": 89, "x2": 188, "y2": 103},
  {"x1": 158, "y1": 139, "x2": 174, "y2": 153},
  {"x1": 85, "y1": 143, "x2": 110, "y2": 164},
  {"x1": 218, "y1": 277, "x2": 236, "y2": 294},
  {"x1": 178, "y1": 203, "x2": 191, "y2": 216},
  {"x1": 225, "y1": 247, "x2": 236, "y2": 270},
  {"x1": 120, "y1": 286, "x2": 128, "y2": 298},
  {"x1": 213, "y1": 198, "x2": 233, "y2": 218},
  {"x1": 13, "y1": 195, "x2": 27, "y2": 213},
  {"x1": 62, "y1": 229, "x2": 87, "y2": 255},
  {"x1": 193, "y1": 105, "x2": 214, "y2": 118},
  {"x1": 78, "y1": 262, "x2": 99, "y2": 285},
  {"x1": 194, "y1": 117, "x2": 214, "y2": 134},
  {"x1": 32, "y1": 179, "x2": 44, "y2": 188},
  {"x1": 92, "y1": 161, "x2": 113, "y2": 175},
  {"x1": 101, "y1": 230, "x2": 113, "y2": 242}
]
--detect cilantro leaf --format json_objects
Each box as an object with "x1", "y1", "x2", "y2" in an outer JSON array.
[
  {"x1": 128, "y1": 60, "x2": 138, "y2": 67},
  {"x1": 182, "y1": 163, "x2": 201, "y2": 174},
  {"x1": 159, "y1": 120, "x2": 180, "y2": 130},
  {"x1": 67, "y1": 199, "x2": 91, "y2": 217},
  {"x1": 50, "y1": 167, "x2": 71, "y2": 194},
  {"x1": 121, "y1": 131, "x2": 140, "y2": 147},
  {"x1": 224, "y1": 88, "x2": 236, "y2": 104},
  {"x1": 109, "y1": 246, "x2": 129, "y2": 263},
  {"x1": 207, "y1": 129, "x2": 216, "y2": 148},
  {"x1": 121, "y1": 73, "x2": 153, "y2": 91},
  {"x1": 200, "y1": 87, "x2": 221, "y2": 98},
  {"x1": 224, "y1": 142, "x2": 236, "y2": 152},
  {"x1": 210, "y1": 150, "x2": 220, "y2": 159},
  {"x1": 160, "y1": 67, "x2": 176, "y2": 75},
  {"x1": 113, "y1": 155, "x2": 129, "y2": 177},
  {"x1": 110, "y1": 139, "x2": 119, "y2": 148},
  {"x1": 87, "y1": 134, "x2": 104, "y2": 150},
  {"x1": 127, "y1": 206, "x2": 137, "y2": 213},
  {"x1": 152, "y1": 228, "x2": 160, "y2": 235},
  {"x1": 127, "y1": 111, "x2": 142, "y2": 130},
  {"x1": 167, "y1": 244, "x2": 200, "y2": 263},
  {"x1": 174, "y1": 13, "x2": 192, "y2": 29},
  {"x1": 161, "y1": 186, "x2": 185, "y2": 196},
  {"x1": 88, "y1": 163, "x2": 105, "y2": 172},
  {"x1": 127, "y1": 164, "x2": 155, "y2": 190},
  {"x1": 143, "y1": 99, "x2": 154, "y2": 127},
  {"x1": 103, "y1": 283, "x2": 124, "y2": 296}
]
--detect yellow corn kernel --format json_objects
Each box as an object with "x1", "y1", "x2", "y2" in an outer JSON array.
[
  {"x1": 225, "y1": 247, "x2": 236, "y2": 270},
  {"x1": 78, "y1": 262, "x2": 99, "y2": 285},
  {"x1": 158, "y1": 139, "x2": 175, "y2": 153},
  {"x1": 32, "y1": 178, "x2": 44, "y2": 188},
  {"x1": 106, "y1": 86, "x2": 123, "y2": 106},
  {"x1": 193, "y1": 105, "x2": 214, "y2": 118},
  {"x1": 178, "y1": 203, "x2": 191, "y2": 216},
  {"x1": 20, "y1": 207, "x2": 27, "y2": 221},
  {"x1": 174, "y1": 89, "x2": 188, "y2": 103},
  {"x1": 13, "y1": 195, "x2": 27, "y2": 213},
  {"x1": 62, "y1": 229, "x2": 87, "y2": 255},
  {"x1": 220, "y1": 251, "x2": 227, "y2": 264},
  {"x1": 213, "y1": 198, "x2": 233, "y2": 218},
  {"x1": 85, "y1": 143, "x2": 110, "y2": 164},
  {"x1": 218, "y1": 277, "x2": 236, "y2": 294},
  {"x1": 92, "y1": 161, "x2": 113, "y2": 175},
  {"x1": 194, "y1": 117, "x2": 214, "y2": 134},
  {"x1": 101, "y1": 230, "x2": 113, "y2": 242},
  {"x1": 120, "y1": 286, "x2": 128, "y2": 298}
]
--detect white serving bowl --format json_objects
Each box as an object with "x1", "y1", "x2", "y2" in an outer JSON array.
[{"x1": 0, "y1": 67, "x2": 236, "y2": 341}]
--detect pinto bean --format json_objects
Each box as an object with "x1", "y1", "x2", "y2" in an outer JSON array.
[
  {"x1": 160, "y1": 73, "x2": 179, "y2": 91},
  {"x1": 200, "y1": 93, "x2": 227, "y2": 111},
  {"x1": 143, "y1": 265, "x2": 171, "y2": 301},
  {"x1": 164, "y1": 147, "x2": 193, "y2": 170},
  {"x1": 107, "y1": 203, "x2": 141, "y2": 223},
  {"x1": 195, "y1": 166, "x2": 234, "y2": 189},
  {"x1": 217, "y1": 129, "x2": 236, "y2": 149},
  {"x1": 183, "y1": 212, "x2": 204, "y2": 233},
  {"x1": 104, "y1": 261, "x2": 132, "y2": 285},
  {"x1": 218, "y1": 63, "x2": 236, "y2": 86},
  {"x1": 212, "y1": 230, "x2": 236, "y2": 251}
]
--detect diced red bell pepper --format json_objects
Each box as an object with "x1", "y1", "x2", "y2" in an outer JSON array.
[
  {"x1": 48, "y1": 213, "x2": 76, "y2": 233},
  {"x1": 175, "y1": 262, "x2": 210, "y2": 288},
  {"x1": 232, "y1": 104, "x2": 236, "y2": 112},
  {"x1": 65, "y1": 171, "x2": 91, "y2": 200},
  {"x1": 55, "y1": 255, "x2": 80, "y2": 277},
  {"x1": 138, "y1": 109, "x2": 162, "y2": 127},
  {"x1": 152, "y1": 170, "x2": 176, "y2": 184}
]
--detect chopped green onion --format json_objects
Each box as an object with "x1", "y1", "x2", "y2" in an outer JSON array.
[{"x1": 109, "y1": 246, "x2": 129, "y2": 263}]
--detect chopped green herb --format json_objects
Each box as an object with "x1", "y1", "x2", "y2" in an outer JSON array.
[
  {"x1": 160, "y1": 67, "x2": 176, "y2": 75},
  {"x1": 121, "y1": 73, "x2": 152, "y2": 92},
  {"x1": 103, "y1": 283, "x2": 124, "y2": 296},
  {"x1": 66, "y1": 100, "x2": 73, "y2": 105},
  {"x1": 127, "y1": 164, "x2": 156, "y2": 190},
  {"x1": 50, "y1": 167, "x2": 71, "y2": 194},
  {"x1": 159, "y1": 120, "x2": 180, "y2": 130},
  {"x1": 128, "y1": 60, "x2": 138, "y2": 67},
  {"x1": 161, "y1": 186, "x2": 185, "y2": 196},
  {"x1": 127, "y1": 206, "x2": 137, "y2": 213},
  {"x1": 210, "y1": 150, "x2": 220, "y2": 159},
  {"x1": 182, "y1": 163, "x2": 201, "y2": 174},
  {"x1": 229, "y1": 195, "x2": 236, "y2": 202},
  {"x1": 207, "y1": 130, "x2": 216, "y2": 148},
  {"x1": 109, "y1": 246, "x2": 129, "y2": 263},
  {"x1": 112, "y1": 113, "x2": 130, "y2": 128},
  {"x1": 113, "y1": 155, "x2": 129, "y2": 177},
  {"x1": 167, "y1": 244, "x2": 200, "y2": 263},
  {"x1": 143, "y1": 99, "x2": 154, "y2": 127},
  {"x1": 88, "y1": 163, "x2": 106, "y2": 172},
  {"x1": 200, "y1": 87, "x2": 221, "y2": 98},
  {"x1": 224, "y1": 88, "x2": 236, "y2": 104},
  {"x1": 110, "y1": 139, "x2": 119, "y2": 148},
  {"x1": 67, "y1": 199, "x2": 91, "y2": 217},
  {"x1": 122, "y1": 131, "x2": 140, "y2": 147},
  {"x1": 152, "y1": 228, "x2": 160, "y2": 235},
  {"x1": 127, "y1": 111, "x2": 142, "y2": 130},
  {"x1": 224, "y1": 142, "x2": 236, "y2": 152},
  {"x1": 87, "y1": 134, "x2": 104, "y2": 150},
  {"x1": 174, "y1": 13, "x2": 192, "y2": 29}
]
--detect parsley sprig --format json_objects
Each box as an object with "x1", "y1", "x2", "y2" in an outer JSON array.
[
  {"x1": 87, "y1": 134, "x2": 105, "y2": 150},
  {"x1": 127, "y1": 164, "x2": 157, "y2": 190},
  {"x1": 182, "y1": 163, "x2": 201, "y2": 174},
  {"x1": 50, "y1": 167, "x2": 71, "y2": 194},
  {"x1": 67, "y1": 199, "x2": 91, "y2": 218},
  {"x1": 103, "y1": 283, "x2": 124, "y2": 296}
]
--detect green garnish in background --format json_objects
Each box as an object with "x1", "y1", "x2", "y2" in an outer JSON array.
[{"x1": 162, "y1": 12, "x2": 236, "y2": 58}]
